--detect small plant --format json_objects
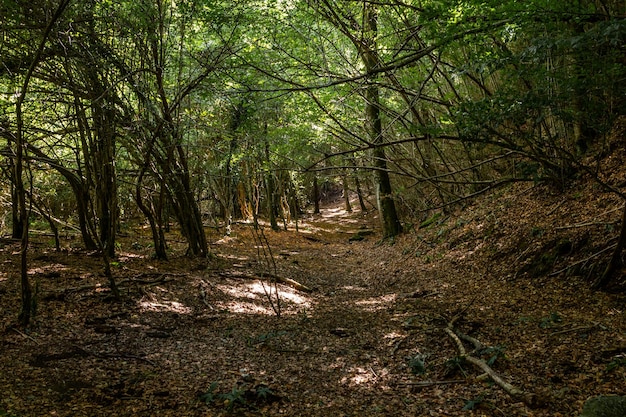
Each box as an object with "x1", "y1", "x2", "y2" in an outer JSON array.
[
  {"x1": 444, "y1": 356, "x2": 468, "y2": 377},
  {"x1": 220, "y1": 387, "x2": 246, "y2": 410},
  {"x1": 539, "y1": 312, "x2": 562, "y2": 329},
  {"x1": 199, "y1": 382, "x2": 280, "y2": 411},
  {"x1": 462, "y1": 396, "x2": 484, "y2": 410},
  {"x1": 606, "y1": 355, "x2": 626, "y2": 372},
  {"x1": 480, "y1": 345, "x2": 506, "y2": 366},
  {"x1": 199, "y1": 381, "x2": 220, "y2": 405},
  {"x1": 407, "y1": 353, "x2": 428, "y2": 375}
]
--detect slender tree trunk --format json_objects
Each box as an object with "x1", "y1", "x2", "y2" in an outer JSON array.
[
  {"x1": 264, "y1": 132, "x2": 279, "y2": 231},
  {"x1": 313, "y1": 175, "x2": 320, "y2": 214},
  {"x1": 342, "y1": 168, "x2": 352, "y2": 212},
  {"x1": 361, "y1": 5, "x2": 402, "y2": 238},
  {"x1": 10, "y1": 180, "x2": 24, "y2": 239},
  {"x1": 355, "y1": 172, "x2": 368, "y2": 212},
  {"x1": 14, "y1": 0, "x2": 71, "y2": 325}
]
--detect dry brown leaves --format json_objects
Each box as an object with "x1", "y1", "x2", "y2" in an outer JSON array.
[{"x1": 1, "y1": 185, "x2": 625, "y2": 416}]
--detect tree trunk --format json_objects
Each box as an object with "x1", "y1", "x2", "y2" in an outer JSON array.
[
  {"x1": 264, "y1": 130, "x2": 279, "y2": 231},
  {"x1": 362, "y1": 5, "x2": 402, "y2": 238},
  {"x1": 342, "y1": 168, "x2": 352, "y2": 212},
  {"x1": 313, "y1": 175, "x2": 320, "y2": 214},
  {"x1": 14, "y1": 0, "x2": 71, "y2": 325}
]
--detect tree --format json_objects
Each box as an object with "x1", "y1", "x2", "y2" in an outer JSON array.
[{"x1": 11, "y1": 0, "x2": 72, "y2": 325}]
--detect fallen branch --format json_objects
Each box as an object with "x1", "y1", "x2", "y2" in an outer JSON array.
[
  {"x1": 549, "y1": 323, "x2": 603, "y2": 337},
  {"x1": 444, "y1": 325, "x2": 537, "y2": 406},
  {"x1": 11, "y1": 327, "x2": 40, "y2": 345}
]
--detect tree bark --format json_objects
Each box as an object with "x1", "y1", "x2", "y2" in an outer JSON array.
[
  {"x1": 361, "y1": 5, "x2": 402, "y2": 238},
  {"x1": 14, "y1": 0, "x2": 72, "y2": 325}
]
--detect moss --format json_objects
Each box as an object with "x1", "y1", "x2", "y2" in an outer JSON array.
[{"x1": 580, "y1": 396, "x2": 626, "y2": 417}]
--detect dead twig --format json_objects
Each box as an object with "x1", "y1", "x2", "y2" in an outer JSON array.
[
  {"x1": 444, "y1": 324, "x2": 536, "y2": 406},
  {"x1": 549, "y1": 323, "x2": 603, "y2": 337},
  {"x1": 11, "y1": 327, "x2": 40, "y2": 345},
  {"x1": 548, "y1": 243, "x2": 616, "y2": 277}
]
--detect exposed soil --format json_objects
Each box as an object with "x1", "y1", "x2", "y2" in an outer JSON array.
[{"x1": 1, "y1": 184, "x2": 625, "y2": 416}]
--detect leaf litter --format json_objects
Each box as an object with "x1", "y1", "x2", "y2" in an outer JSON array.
[{"x1": 0, "y1": 182, "x2": 625, "y2": 416}]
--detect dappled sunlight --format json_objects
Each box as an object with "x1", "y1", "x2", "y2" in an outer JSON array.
[
  {"x1": 27, "y1": 264, "x2": 68, "y2": 276},
  {"x1": 216, "y1": 300, "x2": 276, "y2": 315},
  {"x1": 118, "y1": 252, "x2": 146, "y2": 261},
  {"x1": 341, "y1": 285, "x2": 368, "y2": 292},
  {"x1": 320, "y1": 207, "x2": 359, "y2": 223},
  {"x1": 139, "y1": 299, "x2": 192, "y2": 314},
  {"x1": 216, "y1": 253, "x2": 252, "y2": 268},
  {"x1": 217, "y1": 283, "x2": 260, "y2": 300},
  {"x1": 355, "y1": 293, "x2": 397, "y2": 311},
  {"x1": 214, "y1": 280, "x2": 312, "y2": 315},
  {"x1": 214, "y1": 236, "x2": 239, "y2": 245},
  {"x1": 217, "y1": 281, "x2": 311, "y2": 306},
  {"x1": 340, "y1": 366, "x2": 379, "y2": 387},
  {"x1": 383, "y1": 331, "x2": 405, "y2": 340}
]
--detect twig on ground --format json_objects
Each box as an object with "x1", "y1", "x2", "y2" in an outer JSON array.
[
  {"x1": 548, "y1": 243, "x2": 616, "y2": 277},
  {"x1": 549, "y1": 323, "x2": 603, "y2": 337},
  {"x1": 11, "y1": 327, "x2": 40, "y2": 345},
  {"x1": 444, "y1": 323, "x2": 537, "y2": 406}
]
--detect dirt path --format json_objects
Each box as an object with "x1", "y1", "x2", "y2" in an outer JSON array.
[{"x1": 1, "y1": 201, "x2": 625, "y2": 416}]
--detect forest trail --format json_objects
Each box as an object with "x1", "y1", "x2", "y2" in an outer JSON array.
[{"x1": 1, "y1": 196, "x2": 626, "y2": 416}]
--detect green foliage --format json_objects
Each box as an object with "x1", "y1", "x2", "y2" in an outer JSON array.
[
  {"x1": 606, "y1": 356, "x2": 626, "y2": 372},
  {"x1": 199, "y1": 382, "x2": 279, "y2": 411},
  {"x1": 407, "y1": 354, "x2": 428, "y2": 375},
  {"x1": 479, "y1": 345, "x2": 506, "y2": 366},
  {"x1": 199, "y1": 381, "x2": 220, "y2": 405},
  {"x1": 539, "y1": 312, "x2": 563, "y2": 329},
  {"x1": 419, "y1": 212, "x2": 442, "y2": 229},
  {"x1": 220, "y1": 387, "x2": 246, "y2": 410},
  {"x1": 445, "y1": 356, "x2": 468, "y2": 377},
  {"x1": 462, "y1": 396, "x2": 484, "y2": 411}
]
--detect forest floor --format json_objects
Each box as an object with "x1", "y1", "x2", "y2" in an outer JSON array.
[{"x1": 1, "y1": 182, "x2": 626, "y2": 416}]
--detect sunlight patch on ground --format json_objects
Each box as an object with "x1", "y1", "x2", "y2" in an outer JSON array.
[
  {"x1": 217, "y1": 281, "x2": 311, "y2": 306},
  {"x1": 340, "y1": 285, "x2": 368, "y2": 292},
  {"x1": 27, "y1": 264, "x2": 67, "y2": 275},
  {"x1": 217, "y1": 253, "x2": 250, "y2": 262},
  {"x1": 384, "y1": 331, "x2": 405, "y2": 340},
  {"x1": 355, "y1": 293, "x2": 397, "y2": 311},
  {"x1": 340, "y1": 366, "x2": 377, "y2": 386},
  {"x1": 214, "y1": 236, "x2": 239, "y2": 245},
  {"x1": 118, "y1": 252, "x2": 145, "y2": 261},
  {"x1": 217, "y1": 300, "x2": 276, "y2": 315},
  {"x1": 139, "y1": 299, "x2": 192, "y2": 314},
  {"x1": 321, "y1": 207, "x2": 359, "y2": 223},
  {"x1": 217, "y1": 283, "x2": 260, "y2": 300}
]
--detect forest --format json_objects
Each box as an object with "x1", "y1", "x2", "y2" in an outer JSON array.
[{"x1": 1, "y1": 0, "x2": 625, "y2": 416}]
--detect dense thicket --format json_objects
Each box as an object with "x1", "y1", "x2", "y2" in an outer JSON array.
[{"x1": 1, "y1": 0, "x2": 625, "y2": 321}]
